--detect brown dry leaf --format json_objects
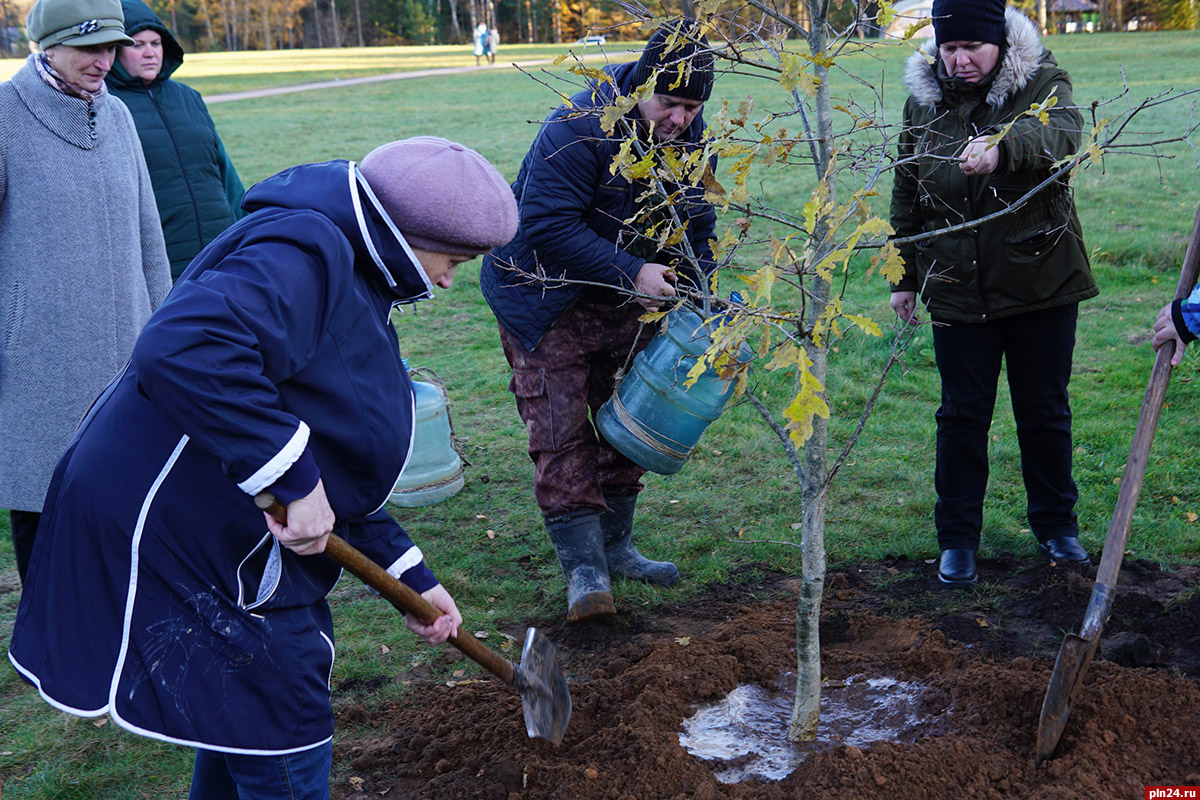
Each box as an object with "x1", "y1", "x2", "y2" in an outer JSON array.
[
  {"x1": 585, "y1": 768, "x2": 599, "y2": 780},
  {"x1": 976, "y1": 617, "x2": 991, "y2": 628},
  {"x1": 93, "y1": 718, "x2": 108, "y2": 728},
  {"x1": 474, "y1": 631, "x2": 489, "y2": 639},
  {"x1": 675, "y1": 636, "x2": 691, "y2": 646},
  {"x1": 1187, "y1": 512, "x2": 1198, "y2": 524},
  {"x1": 349, "y1": 777, "x2": 365, "y2": 790},
  {"x1": 486, "y1": 530, "x2": 496, "y2": 540},
  {"x1": 475, "y1": 514, "x2": 488, "y2": 519},
  {"x1": 453, "y1": 668, "x2": 465, "y2": 677},
  {"x1": 380, "y1": 644, "x2": 390, "y2": 655}
]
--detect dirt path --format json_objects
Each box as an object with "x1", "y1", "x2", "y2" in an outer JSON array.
[
  {"x1": 205, "y1": 52, "x2": 628, "y2": 104},
  {"x1": 331, "y1": 555, "x2": 1200, "y2": 799}
]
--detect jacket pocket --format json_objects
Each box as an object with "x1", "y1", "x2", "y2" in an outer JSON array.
[
  {"x1": 509, "y1": 367, "x2": 559, "y2": 452},
  {"x1": 1002, "y1": 188, "x2": 1073, "y2": 267},
  {"x1": 236, "y1": 532, "x2": 282, "y2": 611}
]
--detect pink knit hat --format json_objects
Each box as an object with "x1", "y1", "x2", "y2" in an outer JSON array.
[{"x1": 359, "y1": 137, "x2": 518, "y2": 256}]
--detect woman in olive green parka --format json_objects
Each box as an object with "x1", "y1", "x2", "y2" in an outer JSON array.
[{"x1": 888, "y1": 1, "x2": 1096, "y2": 588}]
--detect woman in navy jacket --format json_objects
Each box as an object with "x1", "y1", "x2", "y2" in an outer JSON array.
[{"x1": 8, "y1": 137, "x2": 517, "y2": 799}]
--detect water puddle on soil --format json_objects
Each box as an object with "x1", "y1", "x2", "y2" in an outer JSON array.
[{"x1": 679, "y1": 674, "x2": 935, "y2": 783}]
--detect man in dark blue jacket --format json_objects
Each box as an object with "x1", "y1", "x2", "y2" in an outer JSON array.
[{"x1": 481, "y1": 21, "x2": 718, "y2": 623}]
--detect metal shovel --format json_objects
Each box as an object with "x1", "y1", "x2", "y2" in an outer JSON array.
[
  {"x1": 255, "y1": 493, "x2": 571, "y2": 745},
  {"x1": 1036, "y1": 204, "x2": 1200, "y2": 762}
]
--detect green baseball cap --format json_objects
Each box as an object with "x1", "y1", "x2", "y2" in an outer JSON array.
[{"x1": 26, "y1": 0, "x2": 135, "y2": 49}]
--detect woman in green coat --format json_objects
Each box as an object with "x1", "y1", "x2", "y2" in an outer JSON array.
[
  {"x1": 106, "y1": 0, "x2": 245, "y2": 280},
  {"x1": 888, "y1": 0, "x2": 1097, "y2": 587}
]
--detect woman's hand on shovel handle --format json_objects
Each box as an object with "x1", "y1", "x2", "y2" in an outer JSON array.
[
  {"x1": 263, "y1": 479, "x2": 336, "y2": 556},
  {"x1": 1152, "y1": 302, "x2": 1187, "y2": 366},
  {"x1": 406, "y1": 583, "x2": 462, "y2": 645}
]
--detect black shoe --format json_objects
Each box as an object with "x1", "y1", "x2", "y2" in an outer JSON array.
[
  {"x1": 1038, "y1": 536, "x2": 1089, "y2": 564},
  {"x1": 938, "y1": 549, "x2": 977, "y2": 587}
]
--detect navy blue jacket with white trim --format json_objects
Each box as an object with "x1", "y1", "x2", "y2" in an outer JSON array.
[{"x1": 8, "y1": 160, "x2": 440, "y2": 754}]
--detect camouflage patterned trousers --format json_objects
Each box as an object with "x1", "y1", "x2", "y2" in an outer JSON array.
[{"x1": 498, "y1": 298, "x2": 655, "y2": 518}]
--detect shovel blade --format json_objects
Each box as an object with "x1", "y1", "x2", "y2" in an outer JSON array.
[
  {"x1": 1036, "y1": 632, "x2": 1099, "y2": 762},
  {"x1": 513, "y1": 627, "x2": 572, "y2": 745}
]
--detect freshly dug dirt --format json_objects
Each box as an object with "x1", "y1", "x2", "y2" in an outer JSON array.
[{"x1": 333, "y1": 553, "x2": 1200, "y2": 800}]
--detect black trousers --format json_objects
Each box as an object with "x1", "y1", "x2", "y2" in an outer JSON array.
[
  {"x1": 931, "y1": 304, "x2": 1080, "y2": 551},
  {"x1": 10, "y1": 509, "x2": 40, "y2": 583}
]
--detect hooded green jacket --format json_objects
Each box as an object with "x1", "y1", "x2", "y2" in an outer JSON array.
[
  {"x1": 889, "y1": 9, "x2": 1097, "y2": 323},
  {"x1": 106, "y1": 0, "x2": 245, "y2": 279}
]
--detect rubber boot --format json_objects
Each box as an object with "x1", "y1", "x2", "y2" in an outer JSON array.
[
  {"x1": 600, "y1": 494, "x2": 680, "y2": 586},
  {"x1": 545, "y1": 510, "x2": 616, "y2": 622}
]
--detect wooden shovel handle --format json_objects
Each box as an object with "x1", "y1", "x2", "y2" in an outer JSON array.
[
  {"x1": 254, "y1": 493, "x2": 516, "y2": 685},
  {"x1": 1085, "y1": 204, "x2": 1200, "y2": 635}
]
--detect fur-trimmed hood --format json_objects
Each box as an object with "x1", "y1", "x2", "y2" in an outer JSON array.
[{"x1": 904, "y1": 7, "x2": 1043, "y2": 109}]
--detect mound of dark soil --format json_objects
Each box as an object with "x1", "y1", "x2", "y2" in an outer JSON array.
[{"x1": 333, "y1": 554, "x2": 1200, "y2": 800}]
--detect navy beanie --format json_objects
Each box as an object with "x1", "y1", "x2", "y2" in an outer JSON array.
[
  {"x1": 931, "y1": 0, "x2": 1007, "y2": 46},
  {"x1": 628, "y1": 19, "x2": 714, "y2": 102}
]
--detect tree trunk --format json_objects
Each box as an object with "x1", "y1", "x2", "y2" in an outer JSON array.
[
  {"x1": 354, "y1": 0, "x2": 363, "y2": 45},
  {"x1": 330, "y1": 0, "x2": 343, "y2": 47},
  {"x1": 312, "y1": 0, "x2": 323, "y2": 46},
  {"x1": 449, "y1": 0, "x2": 461, "y2": 41},
  {"x1": 262, "y1": 0, "x2": 271, "y2": 49},
  {"x1": 787, "y1": 0, "x2": 836, "y2": 744}
]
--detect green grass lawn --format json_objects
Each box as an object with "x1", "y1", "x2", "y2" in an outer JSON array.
[{"x1": 3, "y1": 30, "x2": 1200, "y2": 799}]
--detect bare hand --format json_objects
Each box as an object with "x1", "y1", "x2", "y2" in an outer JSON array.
[
  {"x1": 890, "y1": 290, "x2": 920, "y2": 324},
  {"x1": 958, "y1": 136, "x2": 1000, "y2": 177},
  {"x1": 405, "y1": 583, "x2": 462, "y2": 645},
  {"x1": 633, "y1": 262, "x2": 678, "y2": 311},
  {"x1": 263, "y1": 479, "x2": 336, "y2": 556},
  {"x1": 1152, "y1": 302, "x2": 1187, "y2": 366}
]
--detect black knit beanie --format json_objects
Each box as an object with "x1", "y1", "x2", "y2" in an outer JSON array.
[
  {"x1": 931, "y1": 0, "x2": 1007, "y2": 45},
  {"x1": 628, "y1": 19, "x2": 714, "y2": 102}
]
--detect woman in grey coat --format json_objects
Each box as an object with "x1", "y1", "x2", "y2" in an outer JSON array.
[{"x1": 0, "y1": 0, "x2": 171, "y2": 581}]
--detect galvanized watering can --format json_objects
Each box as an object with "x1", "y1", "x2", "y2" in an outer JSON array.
[
  {"x1": 390, "y1": 369, "x2": 465, "y2": 507},
  {"x1": 596, "y1": 304, "x2": 752, "y2": 475}
]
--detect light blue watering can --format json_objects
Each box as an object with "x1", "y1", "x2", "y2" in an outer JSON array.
[
  {"x1": 596, "y1": 302, "x2": 752, "y2": 475},
  {"x1": 390, "y1": 369, "x2": 465, "y2": 507}
]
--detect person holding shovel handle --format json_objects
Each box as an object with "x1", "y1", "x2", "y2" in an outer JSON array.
[
  {"x1": 888, "y1": 0, "x2": 1097, "y2": 587},
  {"x1": 1152, "y1": 286, "x2": 1200, "y2": 364},
  {"x1": 8, "y1": 137, "x2": 517, "y2": 799}
]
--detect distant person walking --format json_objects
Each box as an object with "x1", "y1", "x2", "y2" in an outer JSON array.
[
  {"x1": 485, "y1": 27, "x2": 499, "y2": 65},
  {"x1": 0, "y1": 0, "x2": 171, "y2": 581},
  {"x1": 473, "y1": 23, "x2": 488, "y2": 65},
  {"x1": 106, "y1": 0, "x2": 246, "y2": 281}
]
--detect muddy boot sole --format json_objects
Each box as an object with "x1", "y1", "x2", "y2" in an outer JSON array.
[{"x1": 567, "y1": 591, "x2": 617, "y2": 622}]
